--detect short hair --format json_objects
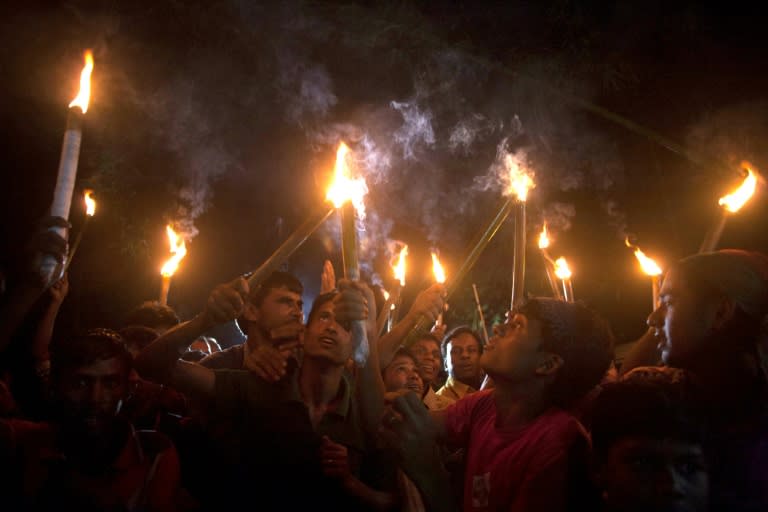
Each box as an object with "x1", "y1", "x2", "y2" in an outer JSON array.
[
  {"x1": 236, "y1": 271, "x2": 304, "y2": 332},
  {"x1": 119, "y1": 325, "x2": 160, "y2": 354},
  {"x1": 50, "y1": 328, "x2": 133, "y2": 383},
  {"x1": 386, "y1": 347, "x2": 418, "y2": 370},
  {"x1": 247, "y1": 271, "x2": 303, "y2": 306},
  {"x1": 123, "y1": 301, "x2": 180, "y2": 330},
  {"x1": 516, "y1": 298, "x2": 615, "y2": 408},
  {"x1": 591, "y1": 372, "x2": 706, "y2": 462},
  {"x1": 406, "y1": 333, "x2": 441, "y2": 351},
  {"x1": 441, "y1": 325, "x2": 483, "y2": 361},
  {"x1": 307, "y1": 292, "x2": 338, "y2": 325}
]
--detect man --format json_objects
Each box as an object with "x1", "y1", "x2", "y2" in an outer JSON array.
[
  {"x1": 382, "y1": 298, "x2": 614, "y2": 512},
  {"x1": 408, "y1": 334, "x2": 455, "y2": 410},
  {"x1": 198, "y1": 270, "x2": 304, "y2": 374},
  {"x1": 646, "y1": 249, "x2": 768, "y2": 512},
  {"x1": 136, "y1": 277, "x2": 392, "y2": 509},
  {"x1": 437, "y1": 327, "x2": 484, "y2": 401},
  {"x1": 0, "y1": 329, "x2": 181, "y2": 510},
  {"x1": 383, "y1": 347, "x2": 424, "y2": 398},
  {"x1": 123, "y1": 301, "x2": 181, "y2": 335}
]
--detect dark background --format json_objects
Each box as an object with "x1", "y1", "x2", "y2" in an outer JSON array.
[{"x1": 2, "y1": 1, "x2": 767, "y2": 347}]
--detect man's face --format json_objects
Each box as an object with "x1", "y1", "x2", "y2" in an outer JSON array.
[
  {"x1": 598, "y1": 437, "x2": 709, "y2": 512},
  {"x1": 647, "y1": 269, "x2": 720, "y2": 368},
  {"x1": 383, "y1": 354, "x2": 424, "y2": 395},
  {"x1": 446, "y1": 332, "x2": 482, "y2": 384},
  {"x1": 303, "y1": 300, "x2": 353, "y2": 365},
  {"x1": 410, "y1": 339, "x2": 442, "y2": 386},
  {"x1": 480, "y1": 312, "x2": 544, "y2": 381},
  {"x1": 252, "y1": 287, "x2": 304, "y2": 333},
  {"x1": 57, "y1": 357, "x2": 128, "y2": 435}
]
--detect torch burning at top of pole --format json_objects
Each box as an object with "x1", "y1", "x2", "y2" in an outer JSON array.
[
  {"x1": 625, "y1": 239, "x2": 662, "y2": 277},
  {"x1": 538, "y1": 223, "x2": 550, "y2": 250},
  {"x1": 84, "y1": 189, "x2": 96, "y2": 217},
  {"x1": 393, "y1": 244, "x2": 408, "y2": 287},
  {"x1": 554, "y1": 256, "x2": 574, "y2": 302},
  {"x1": 431, "y1": 251, "x2": 446, "y2": 284},
  {"x1": 719, "y1": 163, "x2": 757, "y2": 213},
  {"x1": 69, "y1": 51, "x2": 94, "y2": 114},
  {"x1": 326, "y1": 141, "x2": 369, "y2": 366},
  {"x1": 504, "y1": 151, "x2": 534, "y2": 309},
  {"x1": 161, "y1": 225, "x2": 187, "y2": 278}
]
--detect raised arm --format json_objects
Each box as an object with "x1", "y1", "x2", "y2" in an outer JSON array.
[
  {"x1": 377, "y1": 284, "x2": 444, "y2": 370},
  {"x1": 135, "y1": 277, "x2": 249, "y2": 397}
]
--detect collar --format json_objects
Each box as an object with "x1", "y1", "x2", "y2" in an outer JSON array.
[{"x1": 444, "y1": 375, "x2": 477, "y2": 396}]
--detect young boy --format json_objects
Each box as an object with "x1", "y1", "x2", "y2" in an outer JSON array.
[{"x1": 383, "y1": 298, "x2": 614, "y2": 512}]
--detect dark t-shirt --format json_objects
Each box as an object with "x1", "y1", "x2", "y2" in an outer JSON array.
[
  {"x1": 198, "y1": 343, "x2": 245, "y2": 370},
  {"x1": 202, "y1": 364, "x2": 372, "y2": 509}
]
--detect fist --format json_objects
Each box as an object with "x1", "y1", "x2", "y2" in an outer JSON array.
[
  {"x1": 204, "y1": 277, "x2": 249, "y2": 325},
  {"x1": 409, "y1": 284, "x2": 445, "y2": 323}
]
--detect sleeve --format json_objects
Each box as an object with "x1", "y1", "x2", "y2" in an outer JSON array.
[{"x1": 442, "y1": 390, "x2": 487, "y2": 448}]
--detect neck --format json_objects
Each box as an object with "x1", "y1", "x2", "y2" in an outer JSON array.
[
  {"x1": 245, "y1": 327, "x2": 270, "y2": 350},
  {"x1": 299, "y1": 357, "x2": 345, "y2": 408},
  {"x1": 491, "y1": 377, "x2": 551, "y2": 430},
  {"x1": 455, "y1": 374, "x2": 483, "y2": 391}
]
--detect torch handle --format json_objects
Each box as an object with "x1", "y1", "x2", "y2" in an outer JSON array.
[
  {"x1": 159, "y1": 276, "x2": 171, "y2": 306},
  {"x1": 472, "y1": 283, "x2": 490, "y2": 345},
  {"x1": 406, "y1": 199, "x2": 514, "y2": 345},
  {"x1": 340, "y1": 202, "x2": 368, "y2": 367},
  {"x1": 511, "y1": 201, "x2": 526, "y2": 309},
  {"x1": 246, "y1": 206, "x2": 335, "y2": 288},
  {"x1": 698, "y1": 211, "x2": 728, "y2": 254}
]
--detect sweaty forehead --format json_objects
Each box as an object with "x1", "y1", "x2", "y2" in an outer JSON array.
[{"x1": 67, "y1": 358, "x2": 127, "y2": 378}]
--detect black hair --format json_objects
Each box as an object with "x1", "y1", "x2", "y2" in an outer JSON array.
[
  {"x1": 516, "y1": 298, "x2": 615, "y2": 408},
  {"x1": 50, "y1": 328, "x2": 133, "y2": 383},
  {"x1": 119, "y1": 325, "x2": 160, "y2": 355},
  {"x1": 307, "y1": 292, "x2": 338, "y2": 325},
  {"x1": 123, "y1": 301, "x2": 180, "y2": 330},
  {"x1": 248, "y1": 271, "x2": 303, "y2": 306},
  {"x1": 440, "y1": 325, "x2": 483, "y2": 361}
]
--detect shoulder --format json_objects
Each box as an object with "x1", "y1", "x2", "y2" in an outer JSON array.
[{"x1": 199, "y1": 344, "x2": 245, "y2": 369}]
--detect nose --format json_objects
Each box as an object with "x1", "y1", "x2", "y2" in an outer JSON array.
[{"x1": 88, "y1": 381, "x2": 106, "y2": 405}]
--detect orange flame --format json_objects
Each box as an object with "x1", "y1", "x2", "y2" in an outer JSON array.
[
  {"x1": 84, "y1": 189, "x2": 96, "y2": 216},
  {"x1": 431, "y1": 252, "x2": 446, "y2": 284},
  {"x1": 625, "y1": 239, "x2": 662, "y2": 276},
  {"x1": 326, "y1": 142, "x2": 368, "y2": 218},
  {"x1": 68, "y1": 50, "x2": 94, "y2": 114},
  {"x1": 160, "y1": 225, "x2": 187, "y2": 277},
  {"x1": 719, "y1": 162, "x2": 757, "y2": 213},
  {"x1": 504, "y1": 153, "x2": 535, "y2": 201},
  {"x1": 392, "y1": 245, "x2": 408, "y2": 286},
  {"x1": 554, "y1": 257, "x2": 572, "y2": 280},
  {"x1": 538, "y1": 223, "x2": 550, "y2": 249}
]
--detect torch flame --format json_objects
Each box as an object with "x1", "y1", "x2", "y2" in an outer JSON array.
[
  {"x1": 84, "y1": 189, "x2": 96, "y2": 216},
  {"x1": 538, "y1": 224, "x2": 550, "y2": 249},
  {"x1": 504, "y1": 153, "x2": 535, "y2": 201},
  {"x1": 554, "y1": 257, "x2": 572, "y2": 280},
  {"x1": 382, "y1": 289, "x2": 390, "y2": 301},
  {"x1": 431, "y1": 252, "x2": 446, "y2": 284},
  {"x1": 160, "y1": 225, "x2": 187, "y2": 277},
  {"x1": 719, "y1": 163, "x2": 757, "y2": 213},
  {"x1": 625, "y1": 238, "x2": 662, "y2": 276},
  {"x1": 68, "y1": 50, "x2": 94, "y2": 114},
  {"x1": 392, "y1": 245, "x2": 408, "y2": 286},
  {"x1": 326, "y1": 142, "x2": 368, "y2": 218}
]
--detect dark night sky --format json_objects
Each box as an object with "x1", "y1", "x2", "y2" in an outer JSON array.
[{"x1": 2, "y1": 1, "x2": 768, "y2": 346}]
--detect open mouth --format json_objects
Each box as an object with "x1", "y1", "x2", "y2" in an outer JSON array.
[
  {"x1": 319, "y1": 336, "x2": 336, "y2": 347},
  {"x1": 420, "y1": 364, "x2": 434, "y2": 375}
]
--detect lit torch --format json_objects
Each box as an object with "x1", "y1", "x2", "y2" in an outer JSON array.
[
  {"x1": 62, "y1": 189, "x2": 96, "y2": 273},
  {"x1": 699, "y1": 162, "x2": 758, "y2": 253},
  {"x1": 387, "y1": 244, "x2": 408, "y2": 330},
  {"x1": 326, "y1": 142, "x2": 370, "y2": 366},
  {"x1": 626, "y1": 238, "x2": 663, "y2": 311},
  {"x1": 554, "y1": 257, "x2": 574, "y2": 302},
  {"x1": 41, "y1": 50, "x2": 94, "y2": 286},
  {"x1": 538, "y1": 224, "x2": 563, "y2": 300},
  {"x1": 159, "y1": 225, "x2": 187, "y2": 306},
  {"x1": 431, "y1": 251, "x2": 447, "y2": 328},
  {"x1": 506, "y1": 155, "x2": 535, "y2": 309}
]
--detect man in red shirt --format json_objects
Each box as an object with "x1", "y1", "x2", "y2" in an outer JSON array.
[{"x1": 383, "y1": 298, "x2": 614, "y2": 512}]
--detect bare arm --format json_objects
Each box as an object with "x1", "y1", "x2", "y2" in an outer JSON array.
[
  {"x1": 135, "y1": 278, "x2": 249, "y2": 398},
  {"x1": 377, "y1": 284, "x2": 444, "y2": 370}
]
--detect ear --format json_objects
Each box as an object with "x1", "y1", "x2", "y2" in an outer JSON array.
[
  {"x1": 243, "y1": 302, "x2": 260, "y2": 323},
  {"x1": 534, "y1": 353, "x2": 564, "y2": 376},
  {"x1": 712, "y1": 296, "x2": 737, "y2": 330}
]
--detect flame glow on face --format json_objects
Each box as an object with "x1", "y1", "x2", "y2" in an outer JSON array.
[
  {"x1": 393, "y1": 245, "x2": 408, "y2": 287},
  {"x1": 538, "y1": 224, "x2": 550, "y2": 250},
  {"x1": 554, "y1": 257, "x2": 572, "y2": 280},
  {"x1": 719, "y1": 163, "x2": 757, "y2": 213},
  {"x1": 160, "y1": 225, "x2": 187, "y2": 277},
  {"x1": 431, "y1": 252, "x2": 446, "y2": 284},
  {"x1": 84, "y1": 190, "x2": 96, "y2": 216},
  {"x1": 68, "y1": 50, "x2": 94, "y2": 114},
  {"x1": 326, "y1": 142, "x2": 368, "y2": 218},
  {"x1": 504, "y1": 153, "x2": 535, "y2": 201},
  {"x1": 625, "y1": 239, "x2": 662, "y2": 276}
]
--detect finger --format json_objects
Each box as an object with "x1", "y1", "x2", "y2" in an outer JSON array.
[
  {"x1": 391, "y1": 391, "x2": 424, "y2": 420},
  {"x1": 232, "y1": 277, "x2": 249, "y2": 298}
]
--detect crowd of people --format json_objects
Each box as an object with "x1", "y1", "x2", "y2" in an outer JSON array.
[{"x1": 1, "y1": 218, "x2": 767, "y2": 511}]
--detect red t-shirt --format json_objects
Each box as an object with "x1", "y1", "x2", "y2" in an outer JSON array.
[{"x1": 443, "y1": 390, "x2": 591, "y2": 512}]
